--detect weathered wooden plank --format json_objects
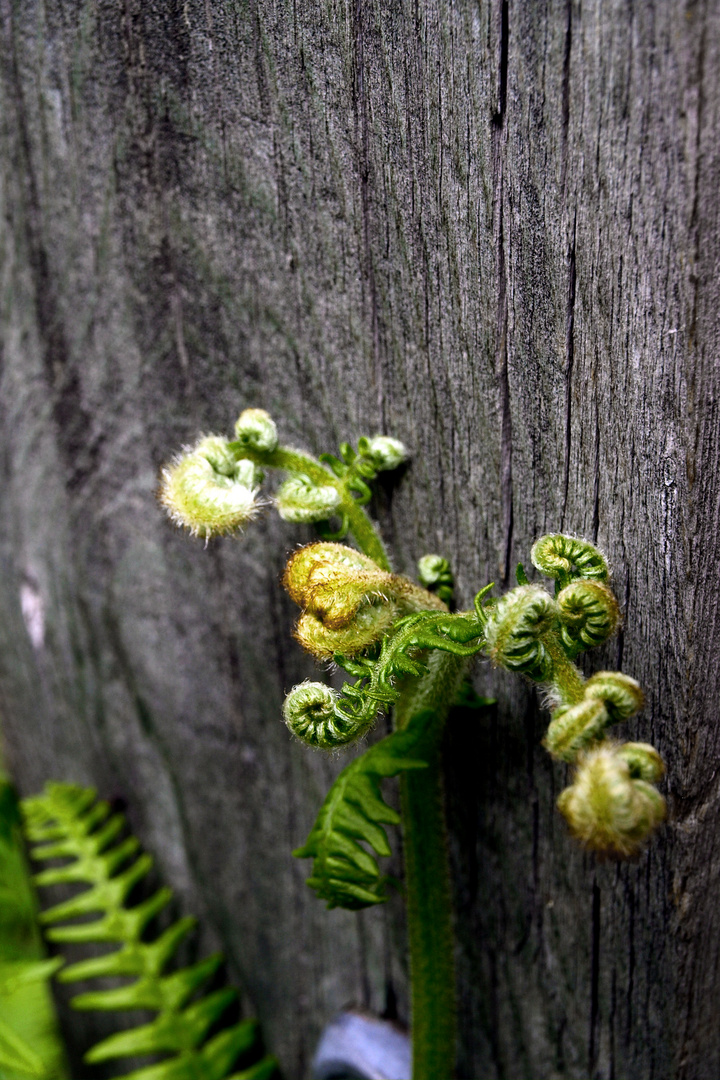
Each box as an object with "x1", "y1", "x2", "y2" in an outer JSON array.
[{"x1": 1, "y1": 1, "x2": 718, "y2": 1077}]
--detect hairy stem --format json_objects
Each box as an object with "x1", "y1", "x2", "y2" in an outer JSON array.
[
  {"x1": 394, "y1": 652, "x2": 469, "y2": 1080},
  {"x1": 230, "y1": 443, "x2": 391, "y2": 570},
  {"x1": 544, "y1": 634, "x2": 586, "y2": 705}
]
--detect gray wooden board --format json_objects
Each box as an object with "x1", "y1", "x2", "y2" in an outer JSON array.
[{"x1": 1, "y1": 1, "x2": 719, "y2": 1077}]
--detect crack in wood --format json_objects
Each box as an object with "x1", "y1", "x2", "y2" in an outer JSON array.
[
  {"x1": 561, "y1": 212, "x2": 577, "y2": 529},
  {"x1": 589, "y1": 876, "x2": 601, "y2": 1076},
  {"x1": 492, "y1": 0, "x2": 509, "y2": 127},
  {"x1": 353, "y1": 0, "x2": 384, "y2": 425},
  {"x1": 560, "y1": 0, "x2": 573, "y2": 197}
]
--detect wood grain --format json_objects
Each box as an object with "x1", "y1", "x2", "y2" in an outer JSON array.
[{"x1": 1, "y1": 1, "x2": 718, "y2": 1076}]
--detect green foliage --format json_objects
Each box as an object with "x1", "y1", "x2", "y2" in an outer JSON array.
[
  {"x1": 285, "y1": 592, "x2": 493, "y2": 751},
  {"x1": 22, "y1": 784, "x2": 277, "y2": 1080},
  {"x1": 157, "y1": 410, "x2": 669, "y2": 1079},
  {"x1": 0, "y1": 777, "x2": 68, "y2": 1080},
  {"x1": 292, "y1": 711, "x2": 435, "y2": 909}
]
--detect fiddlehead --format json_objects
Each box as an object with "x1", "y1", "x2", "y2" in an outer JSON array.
[
  {"x1": 555, "y1": 580, "x2": 620, "y2": 656},
  {"x1": 284, "y1": 604, "x2": 488, "y2": 749},
  {"x1": 274, "y1": 476, "x2": 343, "y2": 523},
  {"x1": 159, "y1": 437, "x2": 263, "y2": 540},
  {"x1": 484, "y1": 585, "x2": 558, "y2": 681},
  {"x1": 557, "y1": 742, "x2": 665, "y2": 856},
  {"x1": 233, "y1": 409, "x2": 279, "y2": 452},
  {"x1": 486, "y1": 534, "x2": 665, "y2": 855},
  {"x1": 530, "y1": 533, "x2": 610, "y2": 587},
  {"x1": 160, "y1": 408, "x2": 407, "y2": 570},
  {"x1": 283, "y1": 543, "x2": 401, "y2": 629},
  {"x1": 544, "y1": 672, "x2": 644, "y2": 761},
  {"x1": 417, "y1": 555, "x2": 454, "y2": 605},
  {"x1": 22, "y1": 783, "x2": 277, "y2": 1080},
  {"x1": 283, "y1": 682, "x2": 352, "y2": 750},
  {"x1": 283, "y1": 541, "x2": 447, "y2": 662}
]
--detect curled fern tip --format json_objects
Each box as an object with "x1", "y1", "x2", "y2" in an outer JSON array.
[
  {"x1": 234, "y1": 408, "x2": 279, "y2": 452},
  {"x1": 159, "y1": 435, "x2": 263, "y2": 539},
  {"x1": 360, "y1": 435, "x2": 408, "y2": 471},
  {"x1": 557, "y1": 742, "x2": 666, "y2": 856}
]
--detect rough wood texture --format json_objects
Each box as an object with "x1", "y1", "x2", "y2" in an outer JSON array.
[{"x1": 1, "y1": 1, "x2": 718, "y2": 1077}]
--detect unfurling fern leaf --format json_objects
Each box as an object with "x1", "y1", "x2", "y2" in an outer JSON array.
[
  {"x1": 292, "y1": 711, "x2": 437, "y2": 910},
  {"x1": 284, "y1": 595, "x2": 492, "y2": 749},
  {"x1": 22, "y1": 783, "x2": 278, "y2": 1080}
]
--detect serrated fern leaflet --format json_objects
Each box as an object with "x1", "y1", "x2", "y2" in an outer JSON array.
[
  {"x1": 22, "y1": 784, "x2": 277, "y2": 1080},
  {"x1": 292, "y1": 710, "x2": 439, "y2": 909}
]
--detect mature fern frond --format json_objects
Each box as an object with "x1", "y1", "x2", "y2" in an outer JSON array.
[
  {"x1": 292, "y1": 711, "x2": 441, "y2": 910},
  {"x1": 22, "y1": 783, "x2": 277, "y2": 1080}
]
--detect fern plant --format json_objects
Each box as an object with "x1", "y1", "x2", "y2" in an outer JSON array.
[
  {"x1": 0, "y1": 777, "x2": 68, "y2": 1080},
  {"x1": 156, "y1": 410, "x2": 667, "y2": 1080},
  {"x1": 22, "y1": 782, "x2": 278, "y2": 1080},
  {"x1": 291, "y1": 708, "x2": 434, "y2": 910}
]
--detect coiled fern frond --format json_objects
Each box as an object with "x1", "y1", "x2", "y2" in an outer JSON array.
[
  {"x1": 22, "y1": 783, "x2": 277, "y2": 1080},
  {"x1": 284, "y1": 585, "x2": 494, "y2": 750},
  {"x1": 292, "y1": 711, "x2": 437, "y2": 909}
]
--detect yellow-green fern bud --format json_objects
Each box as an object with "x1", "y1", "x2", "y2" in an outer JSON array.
[
  {"x1": 531, "y1": 534, "x2": 609, "y2": 583},
  {"x1": 194, "y1": 435, "x2": 239, "y2": 475},
  {"x1": 417, "y1": 554, "x2": 450, "y2": 587},
  {"x1": 484, "y1": 584, "x2": 558, "y2": 681},
  {"x1": 543, "y1": 698, "x2": 609, "y2": 761},
  {"x1": 584, "y1": 671, "x2": 644, "y2": 722},
  {"x1": 275, "y1": 476, "x2": 343, "y2": 523},
  {"x1": 159, "y1": 436, "x2": 262, "y2": 539},
  {"x1": 284, "y1": 543, "x2": 397, "y2": 629},
  {"x1": 283, "y1": 681, "x2": 366, "y2": 748},
  {"x1": 615, "y1": 741, "x2": 664, "y2": 783},
  {"x1": 283, "y1": 542, "x2": 443, "y2": 648},
  {"x1": 556, "y1": 580, "x2": 620, "y2": 654},
  {"x1": 544, "y1": 671, "x2": 644, "y2": 761},
  {"x1": 234, "y1": 408, "x2": 278, "y2": 452},
  {"x1": 360, "y1": 435, "x2": 408, "y2": 472},
  {"x1": 557, "y1": 742, "x2": 666, "y2": 856},
  {"x1": 294, "y1": 604, "x2": 399, "y2": 660}
]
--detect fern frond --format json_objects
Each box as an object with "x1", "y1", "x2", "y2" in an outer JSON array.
[
  {"x1": 285, "y1": 605, "x2": 488, "y2": 749},
  {"x1": 22, "y1": 783, "x2": 277, "y2": 1080},
  {"x1": 293, "y1": 710, "x2": 438, "y2": 909}
]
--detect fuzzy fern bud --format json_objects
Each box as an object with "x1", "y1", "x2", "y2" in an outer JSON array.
[
  {"x1": 484, "y1": 584, "x2": 558, "y2": 681},
  {"x1": 556, "y1": 580, "x2": 620, "y2": 654},
  {"x1": 193, "y1": 435, "x2": 239, "y2": 475},
  {"x1": 417, "y1": 555, "x2": 454, "y2": 603},
  {"x1": 294, "y1": 604, "x2": 399, "y2": 661},
  {"x1": 359, "y1": 435, "x2": 408, "y2": 471},
  {"x1": 543, "y1": 698, "x2": 610, "y2": 761},
  {"x1": 557, "y1": 741, "x2": 665, "y2": 856},
  {"x1": 531, "y1": 534, "x2": 609, "y2": 584},
  {"x1": 233, "y1": 408, "x2": 278, "y2": 452},
  {"x1": 544, "y1": 671, "x2": 644, "y2": 761},
  {"x1": 284, "y1": 542, "x2": 445, "y2": 659},
  {"x1": 614, "y1": 741, "x2": 665, "y2": 782},
  {"x1": 283, "y1": 681, "x2": 366, "y2": 748},
  {"x1": 159, "y1": 436, "x2": 262, "y2": 539},
  {"x1": 584, "y1": 671, "x2": 644, "y2": 721},
  {"x1": 284, "y1": 543, "x2": 396, "y2": 628},
  {"x1": 275, "y1": 476, "x2": 343, "y2": 523},
  {"x1": 417, "y1": 555, "x2": 448, "y2": 586},
  {"x1": 283, "y1": 681, "x2": 338, "y2": 747}
]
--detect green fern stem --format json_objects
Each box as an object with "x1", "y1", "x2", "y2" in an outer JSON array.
[
  {"x1": 228, "y1": 443, "x2": 391, "y2": 570},
  {"x1": 394, "y1": 652, "x2": 469, "y2": 1080},
  {"x1": 543, "y1": 634, "x2": 586, "y2": 706}
]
